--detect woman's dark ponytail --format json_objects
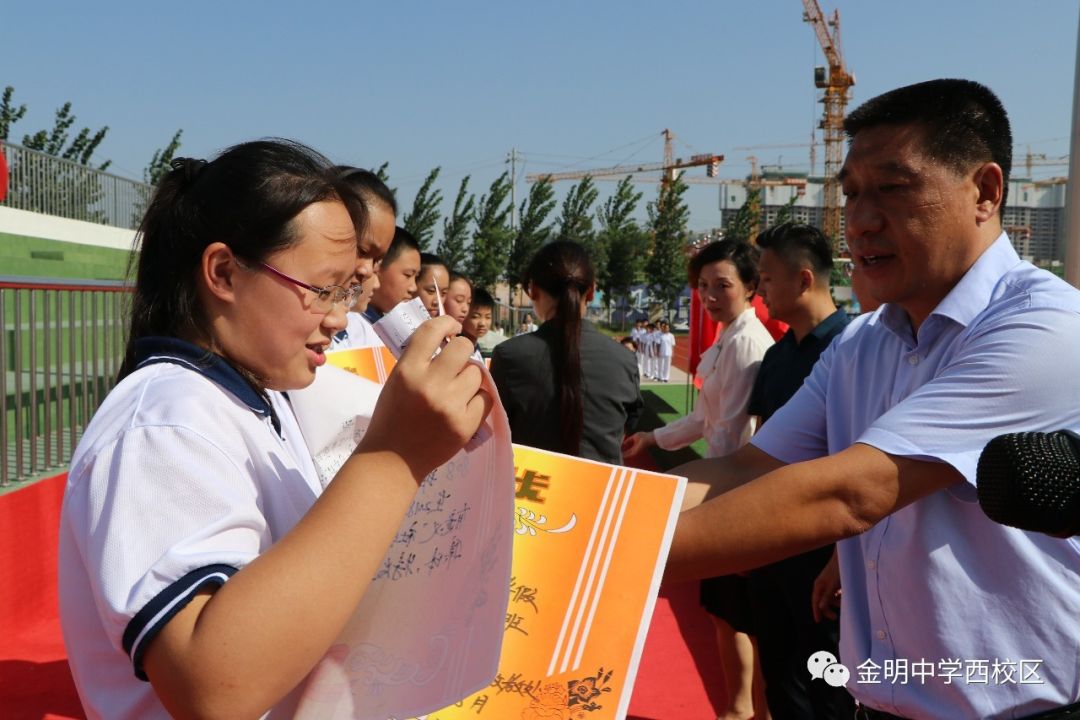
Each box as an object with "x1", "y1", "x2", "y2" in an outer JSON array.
[{"x1": 524, "y1": 241, "x2": 595, "y2": 455}]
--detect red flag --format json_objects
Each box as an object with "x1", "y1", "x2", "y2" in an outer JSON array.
[{"x1": 0, "y1": 140, "x2": 8, "y2": 203}]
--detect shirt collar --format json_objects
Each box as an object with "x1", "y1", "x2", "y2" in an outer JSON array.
[
  {"x1": 929, "y1": 232, "x2": 1021, "y2": 327},
  {"x1": 132, "y1": 336, "x2": 280, "y2": 434},
  {"x1": 362, "y1": 306, "x2": 384, "y2": 324},
  {"x1": 879, "y1": 232, "x2": 1021, "y2": 339},
  {"x1": 720, "y1": 307, "x2": 757, "y2": 339},
  {"x1": 808, "y1": 308, "x2": 850, "y2": 341}
]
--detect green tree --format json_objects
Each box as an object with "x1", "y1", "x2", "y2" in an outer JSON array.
[
  {"x1": 0, "y1": 86, "x2": 28, "y2": 140},
  {"x1": 598, "y1": 176, "x2": 646, "y2": 326},
  {"x1": 773, "y1": 194, "x2": 798, "y2": 227},
  {"x1": 556, "y1": 176, "x2": 606, "y2": 304},
  {"x1": 144, "y1": 129, "x2": 183, "y2": 186},
  {"x1": 22, "y1": 102, "x2": 111, "y2": 170},
  {"x1": 646, "y1": 176, "x2": 691, "y2": 318},
  {"x1": 403, "y1": 166, "x2": 442, "y2": 251},
  {"x1": 438, "y1": 175, "x2": 475, "y2": 271},
  {"x1": 506, "y1": 177, "x2": 556, "y2": 302},
  {"x1": 467, "y1": 171, "x2": 513, "y2": 291},
  {"x1": 374, "y1": 161, "x2": 398, "y2": 201},
  {"x1": 724, "y1": 187, "x2": 762, "y2": 241},
  {"x1": 7, "y1": 97, "x2": 113, "y2": 223},
  {"x1": 556, "y1": 175, "x2": 599, "y2": 245},
  {"x1": 133, "y1": 129, "x2": 183, "y2": 224}
]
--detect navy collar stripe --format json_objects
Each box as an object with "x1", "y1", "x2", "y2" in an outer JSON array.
[{"x1": 132, "y1": 337, "x2": 281, "y2": 434}]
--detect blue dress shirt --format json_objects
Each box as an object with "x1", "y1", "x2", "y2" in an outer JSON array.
[{"x1": 752, "y1": 234, "x2": 1080, "y2": 719}]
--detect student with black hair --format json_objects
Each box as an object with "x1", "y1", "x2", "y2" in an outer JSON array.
[
  {"x1": 416, "y1": 253, "x2": 451, "y2": 318},
  {"x1": 331, "y1": 166, "x2": 396, "y2": 349},
  {"x1": 58, "y1": 139, "x2": 490, "y2": 719},
  {"x1": 463, "y1": 288, "x2": 496, "y2": 345},
  {"x1": 491, "y1": 240, "x2": 642, "y2": 465},
  {"x1": 445, "y1": 271, "x2": 473, "y2": 323},
  {"x1": 366, "y1": 226, "x2": 421, "y2": 321}
]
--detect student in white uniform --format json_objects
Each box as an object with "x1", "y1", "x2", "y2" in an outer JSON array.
[
  {"x1": 644, "y1": 322, "x2": 659, "y2": 380},
  {"x1": 657, "y1": 320, "x2": 676, "y2": 382},
  {"x1": 330, "y1": 167, "x2": 397, "y2": 350},
  {"x1": 57, "y1": 141, "x2": 489, "y2": 720}
]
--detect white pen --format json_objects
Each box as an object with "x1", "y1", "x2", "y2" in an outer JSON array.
[{"x1": 433, "y1": 270, "x2": 446, "y2": 317}]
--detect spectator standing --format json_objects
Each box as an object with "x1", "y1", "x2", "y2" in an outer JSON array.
[
  {"x1": 624, "y1": 239, "x2": 774, "y2": 720},
  {"x1": 492, "y1": 241, "x2": 642, "y2": 464}
]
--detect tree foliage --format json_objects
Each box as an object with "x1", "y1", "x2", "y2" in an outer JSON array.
[
  {"x1": 725, "y1": 187, "x2": 762, "y2": 241},
  {"x1": 556, "y1": 176, "x2": 599, "y2": 246},
  {"x1": 438, "y1": 175, "x2": 475, "y2": 272},
  {"x1": 22, "y1": 102, "x2": 111, "y2": 170},
  {"x1": 2, "y1": 90, "x2": 113, "y2": 223},
  {"x1": 773, "y1": 194, "x2": 798, "y2": 227},
  {"x1": 0, "y1": 86, "x2": 28, "y2": 141},
  {"x1": 144, "y1": 129, "x2": 183, "y2": 186},
  {"x1": 132, "y1": 129, "x2": 184, "y2": 224},
  {"x1": 403, "y1": 166, "x2": 442, "y2": 251},
  {"x1": 598, "y1": 176, "x2": 646, "y2": 322},
  {"x1": 468, "y1": 171, "x2": 513, "y2": 291},
  {"x1": 646, "y1": 176, "x2": 691, "y2": 318},
  {"x1": 506, "y1": 177, "x2": 556, "y2": 300},
  {"x1": 374, "y1": 161, "x2": 398, "y2": 202}
]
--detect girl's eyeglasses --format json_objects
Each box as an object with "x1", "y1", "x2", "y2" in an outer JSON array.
[{"x1": 257, "y1": 262, "x2": 362, "y2": 313}]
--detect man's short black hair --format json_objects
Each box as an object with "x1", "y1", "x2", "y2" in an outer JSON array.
[
  {"x1": 471, "y1": 288, "x2": 495, "y2": 311},
  {"x1": 843, "y1": 78, "x2": 1012, "y2": 212},
  {"x1": 382, "y1": 226, "x2": 419, "y2": 267},
  {"x1": 756, "y1": 222, "x2": 834, "y2": 283}
]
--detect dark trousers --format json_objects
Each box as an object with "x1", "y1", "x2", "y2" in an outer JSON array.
[{"x1": 747, "y1": 544, "x2": 855, "y2": 720}]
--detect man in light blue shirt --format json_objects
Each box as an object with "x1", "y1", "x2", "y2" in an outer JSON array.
[{"x1": 667, "y1": 79, "x2": 1080, "y2": 720}]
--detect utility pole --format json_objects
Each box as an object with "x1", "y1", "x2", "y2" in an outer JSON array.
[
  {"x1": 1065, "y1": 9, "x2": 1080, "y2": 288},
  {"x1": 507, "y1": 147, "x2": 521, "y2": 230}
]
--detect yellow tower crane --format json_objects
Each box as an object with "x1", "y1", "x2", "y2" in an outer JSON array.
[
  {"x1": 802, "y1": 0, "x2": 854, "y2": 251},
  {"x1": 525, "y1": 129, "x2": 722, "y2": 188}
]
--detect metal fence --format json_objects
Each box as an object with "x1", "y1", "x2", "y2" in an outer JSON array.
[
  {"x1": 1, "y1": 277, "x2": 129, "y2": 486},
  {"x1": 0, "y1": 142, "x2": 152, "y2": 230}
]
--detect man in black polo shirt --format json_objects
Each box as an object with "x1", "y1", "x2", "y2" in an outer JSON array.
[{"x1": 747, "y1": 222, "x2": 852, "y2": 719}]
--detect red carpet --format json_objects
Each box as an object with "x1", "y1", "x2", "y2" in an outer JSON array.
[
  {"x1": 0, "y1": 474, "x2": 85, "y2": 720},
  {"x1": 3, "y1": 440, "x2": 724, "y2": 719}
]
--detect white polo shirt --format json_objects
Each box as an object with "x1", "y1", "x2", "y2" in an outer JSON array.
[
  {"x1": 58, "y1": 337, "x2": 321, "y2": 719},
  {"x1": 330, "y1": 310, "x2": 384, "y2": 350}
]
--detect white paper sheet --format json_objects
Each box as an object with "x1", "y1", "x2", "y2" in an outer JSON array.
[{"x1": 288, "y1": 352, "x2": 514, "y2": 720}]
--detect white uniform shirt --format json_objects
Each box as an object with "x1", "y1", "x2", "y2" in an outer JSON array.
[
  {"x1": 653, "y1": 308, "x2": 773, "y2": 457},
  {"x1": 330, "y1": 311, "x2": 384, "y2": 350},
  {"x1": 658, "y1": 331, "x2": 676, "y2": 358},
  {"x1": 58, "y1": 337, "x2": 322, "y2": 719}
]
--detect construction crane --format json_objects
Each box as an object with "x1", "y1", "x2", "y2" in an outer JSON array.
[
  {"x1": 802, "y1": 0, "x2": 854, "y2": 251},
  {"x1": 525, "y1": 129, "x2": 723, "y2": 187}
]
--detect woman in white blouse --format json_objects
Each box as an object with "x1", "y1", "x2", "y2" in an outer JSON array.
[{"x1": 624, "y1": 238, "x2": 774, "y2": 720}]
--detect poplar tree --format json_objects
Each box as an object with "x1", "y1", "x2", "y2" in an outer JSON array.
[
  {"x1": 646, "y1": 175, "x2": 691, "y2": 319},
  {"x1": 402, "y1": 166, "x2": 442, "y2": 251},
  {"x1": 438, "y1": 175, "x2": 475, "y2": 272},
  {"x1": 506, "y1": 177, "x2": 556, "y2": 302},
  {"x1": 598, "y1": 176, "x2": 646, "y2": 326},
  {"x1": 467, "y1": 172, "x2": 513, "y2": 291}
]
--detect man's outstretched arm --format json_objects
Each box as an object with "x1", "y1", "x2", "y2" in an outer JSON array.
[{"x1": 666, "y1": 442, "x2": 964, "y2": 582}]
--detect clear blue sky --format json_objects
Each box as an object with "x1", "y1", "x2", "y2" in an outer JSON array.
[{"x1": 6, "y1": 0, "x2": 1078, "y2": 232}]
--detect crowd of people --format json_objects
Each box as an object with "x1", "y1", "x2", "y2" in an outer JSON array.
[{"x1": 56, "y1": 76, "x2": 1080, "y2": 720}]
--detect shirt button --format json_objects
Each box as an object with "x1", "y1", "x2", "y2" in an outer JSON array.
[
  {"x1": 907, "y1": 354, "x2": 919, "y2": 366},
  {"x1": 867, "y1": 559, "x2": 877, "y2": 570},
  {"x1": 876, "y1": 630, "x2": 887, "y2": 640}
]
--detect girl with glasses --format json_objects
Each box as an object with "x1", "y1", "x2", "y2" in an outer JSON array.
[{"x1": 58, "y1": 139, "x2": 490, "y2": 719}]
